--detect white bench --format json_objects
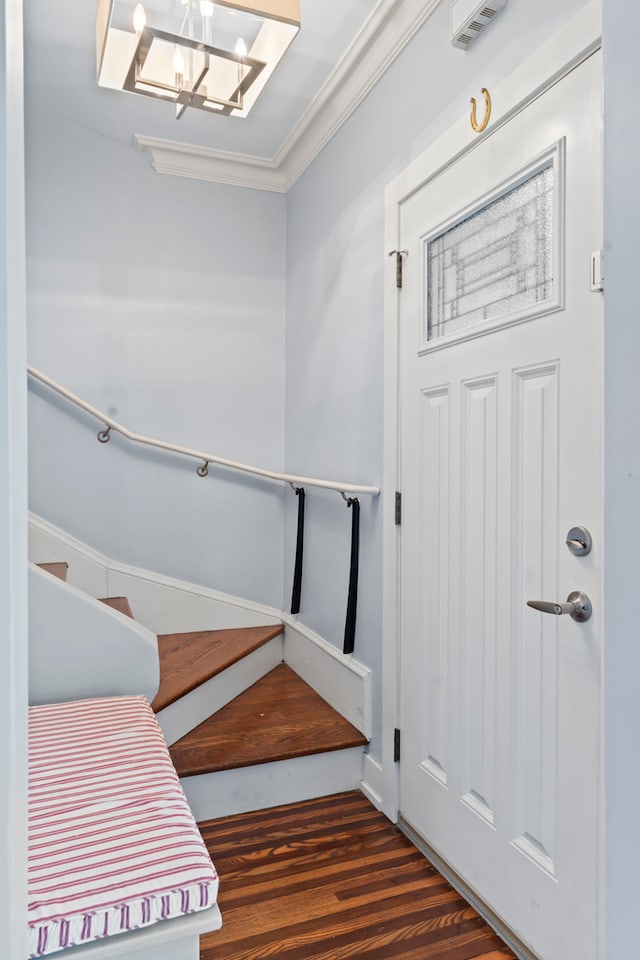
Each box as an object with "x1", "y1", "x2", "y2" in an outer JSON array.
[
  {"x1": 28, "y1": 696, "x2": 222, "y2": 959},
  {"x1": 39, "y1": 908, "x2": 221, "y2": 960}
]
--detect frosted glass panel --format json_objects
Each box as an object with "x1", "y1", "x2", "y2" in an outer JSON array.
[{"x1": 426, "y1": 163, "x2": 554, "y2": 341}]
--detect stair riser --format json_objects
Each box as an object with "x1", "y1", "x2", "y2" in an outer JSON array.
[
  {"x1": 157, "y1": 636, "x2": 284, "y2": 746},
  {"x1": 180, "y1": 747, "x2": 365, "y2": 820}
]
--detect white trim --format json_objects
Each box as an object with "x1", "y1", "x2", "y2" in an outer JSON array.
[
  {"x1": 29, "y1": 510, "x2": 284, "y2": 631},
  {"x1": 133, "y1": 0, "x2": 444, "y2": 191},
  {"x1": 1, "y1": 0, "x2": 28, "y2": 954},
  {"x1": 132, "y1": 135, "x2": 289, "y2": 192},
  {"x1": 360, "y1": 753, "x2": 384, "y2": 811},
  {"x1": 381, "y1": 0, "x2": 602, "y2": 819},
  {"x1": 275, "y1": 0, "x2": 443, "y2": 190},
  {"x1": 282, "y1": 615, "x2": 372, "y2": 737},
  {"x1": 29, "y1": 512, "x2": 110, "y2": 596},
  {"x1": 105, "y1": 566, "x2": 282, "y2": 634}
]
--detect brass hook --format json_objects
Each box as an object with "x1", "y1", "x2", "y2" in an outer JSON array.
[
  {"x1": 470, "y1": 87, "x2": 491, "y2": 133},
  {"x1": 197, "y1": 461, "x2": 209, "y2": 478}
]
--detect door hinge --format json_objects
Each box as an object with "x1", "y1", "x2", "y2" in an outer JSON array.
[
  {"x1": 388, "y1": 249, "x2": 408, "y2": 289},
  {"x1": 394, "y1": 728, "x2": 401, "y2": 762},
  {"x1": 590, "y1": 250, "x2": 604, "y2": 292},
  {"x1": 394, "y1": 491, "x2": 402, "y2": 525}
]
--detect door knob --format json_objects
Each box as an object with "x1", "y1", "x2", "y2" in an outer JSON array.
[{"x1": 527, "y1": 591, "x2": 592, "y2": 623}]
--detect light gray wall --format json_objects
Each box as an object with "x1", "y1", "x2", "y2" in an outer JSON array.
[
  {"x1": 602, "y1": 1, "x2": 640, "y2": 952},
  {"x1": 25, "y1": 104, "x2": 287, "y2": 606},
  {"x1": 284, "y1": 0, "x2": 590, "y2": 758},
  {"x1": 0, "y1": 0, "x2": 28, "y2": 956}
]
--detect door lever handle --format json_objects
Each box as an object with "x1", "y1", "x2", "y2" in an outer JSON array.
[
  {"x1": 527, "y1": 599, "x2": 575, "y2": 616},
  {"x1": 527, "y1": 591, "x2": 592, "y2": 623}
]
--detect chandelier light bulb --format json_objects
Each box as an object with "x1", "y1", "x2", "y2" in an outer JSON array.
[
  {"x1": 235, "y1": 37, "x2": 247, "y2": 59},
  {"x1": 173, "y1": 47, "x2": 186, "y2": 77},
  {"x1": 133, "y1": 3, "x2": 146, "y2": 33}
]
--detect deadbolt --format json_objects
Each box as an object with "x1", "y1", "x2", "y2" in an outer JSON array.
[{"x1": 566, "y1": 526, "x2": 592, "y2": 557}]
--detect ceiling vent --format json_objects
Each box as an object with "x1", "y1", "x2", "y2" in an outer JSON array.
[{"x1": 450, "y1": 0, "x2": 507, "y2": 49}]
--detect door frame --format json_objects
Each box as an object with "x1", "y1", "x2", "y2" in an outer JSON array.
[
  {"x1": 0, "y1": 0, "x2": 29, "y2": 957},
  {"x1": 380, "y1": 0, "x2": 602, "y2": 823}
]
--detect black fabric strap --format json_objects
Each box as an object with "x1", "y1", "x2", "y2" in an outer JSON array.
[
  {"x1": 290, "y1": 486, "x2": 305, "y2": 615},
  {"x1": 343, "y1": 497, "x2": 360, "y2": 655}
]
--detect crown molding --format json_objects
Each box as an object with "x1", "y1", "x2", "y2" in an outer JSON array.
[
  {"x1": 277, "y1": 0, "x2": 443, "y2": 189},
  {"x1": 133, "y1": 0, "x2": 444, "y2": 193},
  {"x1": 132, "y1": 135, "x2": 288, "y2": 191}
]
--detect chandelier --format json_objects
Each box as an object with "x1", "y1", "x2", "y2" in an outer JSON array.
[{"x1": 96, "y1": 0, "x2": 301, "y2": 119}]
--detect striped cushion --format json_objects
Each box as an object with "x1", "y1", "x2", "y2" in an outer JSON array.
[{"x1": 28, "y1": 696, "x2": 219, "y2": 958}]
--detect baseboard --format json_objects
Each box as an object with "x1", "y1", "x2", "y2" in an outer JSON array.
[
  {"x1": 282, "y1": 615, "x2": 371, "y2": 738},
  {"x1": 360, "y1": 753, "x2": 384, "y2": 810},
  {"x1": 399, "y1": 815, "x2": 541, "y2": 960}
]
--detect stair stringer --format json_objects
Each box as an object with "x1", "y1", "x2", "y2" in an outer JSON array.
[
  {"x1": 30, "y1": 512, "x2": 109, "y2": 598},
  {"x1": 29, "y1": 511, "x2": 281, "y2": 632}
]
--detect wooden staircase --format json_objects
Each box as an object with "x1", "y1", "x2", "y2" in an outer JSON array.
[{"x1": 35, "y1": 561, "x2": 368, "y2": 819}]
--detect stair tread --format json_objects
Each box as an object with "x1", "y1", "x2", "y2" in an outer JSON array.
[
  {"x1": 151, "y1": 624, "x2": 284, "y2": 713},
  {"x1": 170, "y1": 663, "x2": 368, "y2": 778},
  {"x1": 98, "y1": 596, "x2": 134, "y2": 619},
  {"x1": 36, "y1": 562, "x2": 68, "y2": 582}
]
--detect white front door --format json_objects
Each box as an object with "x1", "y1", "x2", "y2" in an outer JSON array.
[{"x1": 399, "y1": 52, "x2": 602, "y2": 960}]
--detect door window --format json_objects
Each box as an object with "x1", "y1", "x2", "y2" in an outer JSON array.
[{"x1": 426, "y1": 158, "x2": 556, "y2": 342}]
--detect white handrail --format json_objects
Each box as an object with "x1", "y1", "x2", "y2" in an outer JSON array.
[{"x1": 27, "y1": 365, "x2": 380, "y2": 498}]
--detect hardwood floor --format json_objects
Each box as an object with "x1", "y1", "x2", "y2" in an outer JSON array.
[{"x1": 199, "y1": 791, "x2": 515, "y2": 960}]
